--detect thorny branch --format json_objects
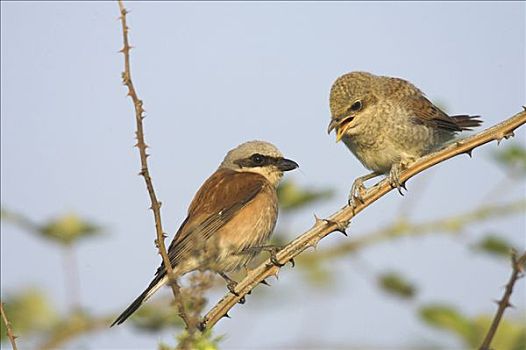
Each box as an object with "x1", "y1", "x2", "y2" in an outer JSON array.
[
  {"x1": 200, "y1": 109, "x2": 526, "y2": 330},
  {"x1": 478, "y1": 250, "x2": 526, "y2": 350},
  {"x1": 0, "y1": 302, "x2": 18, "y2": 350},
  {"x1": 117, "y1": 0, "x2": 191, "y2": 330}
]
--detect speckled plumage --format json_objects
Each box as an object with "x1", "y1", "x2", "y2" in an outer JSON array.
[{"x1": 329, "y1": 71, "x2": 481, "y2": 175}]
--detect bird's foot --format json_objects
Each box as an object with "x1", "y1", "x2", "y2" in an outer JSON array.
[
  {"x1": 219, "y1": 272, "x2": 239, "y2": 296},
  {"x1": 388, "y1": 163, "x2": 407, "y2": 195},
  {"x1": 348, "y1": 172, "x2": 380, "y2": 208},
  {"x1": 259, "y1": 245, "x2": 294, "y2": 268},
  {"x1": 348, "y1": 177, "x2": 367, "y2": 207}
]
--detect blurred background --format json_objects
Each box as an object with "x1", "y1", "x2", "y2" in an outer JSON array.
[{"x1": 1, "y1": 2, "x2": 525, "y2": 349}]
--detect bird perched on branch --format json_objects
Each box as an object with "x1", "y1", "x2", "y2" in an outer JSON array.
[
  {"x1": 327, "y1": 71, "x2": 482, "y2": 203},
  {"x1": 111, "y1": 140, "x2": 298, "y2": 326}
]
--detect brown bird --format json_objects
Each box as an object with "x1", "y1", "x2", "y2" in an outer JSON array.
[
  {"x1": 111, "y1": 140, "x2": 298, "y2": 326},
  {"x1": 327, "y1": 71, "x2": 481, "y2": 202}
]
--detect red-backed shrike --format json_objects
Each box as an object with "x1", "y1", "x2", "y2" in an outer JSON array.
[
  {"x1": 327, "y1": 71, "x2": 481, "y2": 201},
  {"x1": 111, "y1": 140, "x2": 298, "y2": 326}
]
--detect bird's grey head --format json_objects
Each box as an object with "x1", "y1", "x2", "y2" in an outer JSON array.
[
  {"x1": 220, "y1": 140, "x2": 298, "y2": 186},
  {"x1": 327, "y1": 71, "x2": 383, "y2": 142}
]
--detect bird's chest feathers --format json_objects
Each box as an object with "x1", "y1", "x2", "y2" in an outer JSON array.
[
  {"x1": 341, "y1": 107, "x2": 420, "y2": 173},
  {"x1": 343, "y1": 135, "x2": 399, "y2": 173},
  {"x1": 341, "y1": 114, "x2": 394, "y2": 173},
  {"x1": 208, "y1": 189, "x2": 278, "y2": 271}
]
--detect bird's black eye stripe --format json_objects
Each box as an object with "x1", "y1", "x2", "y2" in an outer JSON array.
[
  {"x1": 251, "y1": 153, "x2": 265, "y2": 165},
  {"x1": 234, "y1": 154, "x2": 283, "y2": 168},
  {"x1": 349, "y1": 100, "x2": 363, "y2": 112}
]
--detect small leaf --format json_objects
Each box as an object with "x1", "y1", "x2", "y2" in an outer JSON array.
[
  {"x1": 378, "y1": 272, "x2": 416, "y2": 299},
  {"x1": 40, "y1": 213, "x2": 102, "y2": 245},
  {"x1": 296, "y1": 254, "x2": 335, "y2": 288},
  {"x1": 1, "y1": 289, "x2": 58, "y2": 341},
  {"x1": 512, "y1": 329, "x2": 526, "y2": 350},
  {"x1": 473, "y1": 235, "x2": 515, "y2": 258},
  {"x1": 277, "y1": 180, "x2": 333, "y2": 212},
  {"x1": 1, "y1": 208, "x2": 40, "y2": 231},
  {"x1": 176, "y1": 329, "x2": 223, "y2": 350},
  {"x1": 492, "y1": 143, "x2": 526, "y2": 176},
  {"x1": 130, "y1": 301, "x2": 185, "y2": 332},
  {"x1": 472, "y1": 315, "x2": 526, "y2": 350},
  {"x1": 419, "y1": 304, "x2": 477, "y2": 346}
]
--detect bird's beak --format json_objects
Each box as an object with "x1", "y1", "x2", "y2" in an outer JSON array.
[
  {"x1": 327, "y1": 119, "x2": 338, "y2": 134},
  {"x1": 276, "y1": 158, "x2": 299, "y2": 172},
  {"x1": 327, "y1": 117, "x2": 354, "y2": 142}
]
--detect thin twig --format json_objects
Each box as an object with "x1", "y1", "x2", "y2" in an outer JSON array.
[
  {"x1": 478, "y1": 250, "x2": 526, "y2": 350},
  {"x1": 312, "y1": 200, "x2": 525, "y2": 261},
  {"x1": 63, "y1": 245, "x2": 82, "y2": 311},
  {"x1": 0, "y1": 302, "x2": 18, "y2": 350},
  {"x1": 117, "y1": 0, "x2": 190, "y2": 329},
  {"x1": 200, "y1": 109, "x2": 526, "y2": 330}
]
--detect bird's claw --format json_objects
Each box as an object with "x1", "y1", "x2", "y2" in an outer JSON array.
[
  {"x1": 261, "y1": 246, "x2": 294, "y2": 268},
  {"x1": 268, "y1": 247, "x2": 285, "y2": 267},
  {"x1": 388, "y1": 164, "x2": 407, "y2": 195},
  {"x1": 348, "y1": 178, "x2": 367, "y2": 208},
  {"x1": 227, "y1": 281, "x2": 239, "y2": 296},
  {"x1": 219, "y1": 272, "x2": 240, "y2": 296}
]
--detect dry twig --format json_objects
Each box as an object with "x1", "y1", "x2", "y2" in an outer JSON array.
[
  {"x1": 117, "y1": 0, "x2": 190, "y2": 329},
  {"x1": 312, "y1": 200, "x2": 525, "y2": 261},
  {"x1": 200, "y1": 109, "x2": 526, "y2": 330},
  {"x1": 478, "y1": 250, "x2": 526, "y2": 350},
  {"x1": 0, "y1": 302, "x2": 18, "y2": 350}
]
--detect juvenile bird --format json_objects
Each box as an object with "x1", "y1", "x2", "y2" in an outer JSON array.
[
  {"x1": 327, "y1": 71, "x2": 481, "y2": 203},
  {"x1": 111, "y1": 140, "x2": 298, "y2": 326}
]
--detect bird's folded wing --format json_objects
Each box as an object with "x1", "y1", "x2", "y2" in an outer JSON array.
[
  {"x1": 403, "y1": 95, "x2": 463, "y2": 132},
  {"x1": 155, "y1": 169, "x2": 269, "y2": 277}
]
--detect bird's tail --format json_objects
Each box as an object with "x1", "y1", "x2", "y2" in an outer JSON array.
[
  {"x1": 110, "y1": 273, "x2": 169, "y2": 327},
  {"x1": 451, "y1": 115, "x2": 483, "y2": 131}
]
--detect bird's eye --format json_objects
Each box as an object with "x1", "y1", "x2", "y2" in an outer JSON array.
[
  {"x1": 251, "y1": 154, "x2": 264, "y2": 165},
  {"x1": 350, "y1": 100, "x2": 363, "y2": 112}
]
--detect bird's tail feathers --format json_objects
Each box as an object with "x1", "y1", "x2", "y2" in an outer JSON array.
[
  {"x1": 110, "y1": 274, "x2": 169, "y2": 327},
  {"x1": 451, "y1": 115, "x2": 483, "y2": 131}
]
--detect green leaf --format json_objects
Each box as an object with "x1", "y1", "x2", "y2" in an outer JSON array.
[
  {"x1": 1, "y1": 289, "x2": 58, "y2": 341},
  {"x1": 296, "y1": 254, "x2": 335, "y2": 288},
  {"x1": 277, "y1": 180, "x2": 334, "y2": 212},
  {"x1": 175, "y1": 329, "x2": 223, "y2": 350},
  {"x1": 1, "y1": 208, "x2": 40, "y2": 231},
  {"x1": 492, "y1": 143, "x2": 526, "y2": 176},
  {"x1": 472, "y1": 315, "x2": 526, "y2": 350},
  {"x1": 512, "y1": 328, "x2": 526, "y2": 350},
  {"x1": 1, "y1": 208, "x2": 104, "y2": 245},
  {"x1": 378, "y1": 272, "x2": 416, "y2": 299},
  {"x1": 130, "y1": 301, "x2": 185, "y2": 332},
  {"x1": 40, "y1": 213, "x2": 102, "y2": 245},
  {"x1": 419, "y1": 304, "x2": 478, "y2": 346},
  {"x1": 473, "y1": 235, "x2": 516, "y2": 258}
]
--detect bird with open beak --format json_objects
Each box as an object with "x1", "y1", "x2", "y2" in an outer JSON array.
[
  {"x1": 327, "y1": 71, "x2": 481, "y2": 204},
  {"x1": 111, "y1": 140, "x2": 298, "y2": 326}
]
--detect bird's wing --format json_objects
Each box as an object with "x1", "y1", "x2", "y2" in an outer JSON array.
[
  {"x1": 401, "y1": 94, "x2": 463, "y2": 132},
  {"x1": 157, "y1": 169, "x2": 269, "y2": 277},
  {"x1": 111, "y1": 169, "x2": 270, "y2": 326}
]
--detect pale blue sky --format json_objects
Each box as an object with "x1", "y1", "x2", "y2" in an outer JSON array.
[{"x1": 1, "y1": 2, "x2": 525, "y2": 349}]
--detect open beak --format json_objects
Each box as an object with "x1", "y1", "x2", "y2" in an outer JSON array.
[
  {"x1": 276, "y1": 158, "x2": 299, "y2": 172},
  {"x1": 327, "y1": 117, "x2": 354, "y2": 142},
  {"x1": 327, "y1": 119, "x2": 338, "y2": 134}
]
